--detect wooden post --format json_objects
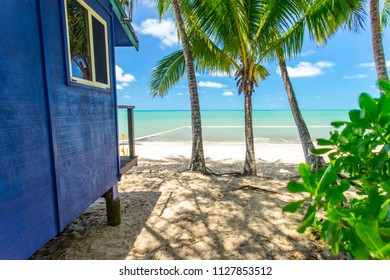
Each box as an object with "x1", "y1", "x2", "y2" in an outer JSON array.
[
  {"x1": 127, "y1": 107, "x2": 135, "y2": 158},
  {"x1": 104, "y1": 185, "x2": 121, "y2": 226}
]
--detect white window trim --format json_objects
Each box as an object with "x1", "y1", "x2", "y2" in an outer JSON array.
[{"x1": 64, "y1": 0, "x2": 111, "y2": 90}]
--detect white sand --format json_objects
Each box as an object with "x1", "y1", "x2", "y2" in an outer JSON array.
[
  {"x1": 136, "y1": 141, "x2": 305, "y2": 163},
  {"x1": 31, "y1": 141, "x2": 342, "y2": 260}
]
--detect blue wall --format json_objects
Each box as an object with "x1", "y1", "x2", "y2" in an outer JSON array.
[{"x1": 0, "y1": 0, "x2": 120, "y2": 259}]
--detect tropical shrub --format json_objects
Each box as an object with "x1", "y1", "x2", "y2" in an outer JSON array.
[{"x1": 283, "y1": 80, "x2": 390, "y2": 259}]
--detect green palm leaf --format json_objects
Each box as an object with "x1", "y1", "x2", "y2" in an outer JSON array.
[
  {"x1": 382, "y1": 0, "x2": 390, "y2": 28},
  {"x1": 150, "y1": 50, "x2": 185, "y2": 97}
]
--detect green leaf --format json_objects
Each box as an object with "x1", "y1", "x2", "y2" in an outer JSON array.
[
  {"x1": 373, "y1": 244, "x2": 390, "y2": 259},
  {"x1": 378, "y1": 95, "x2": 390, "y2": 120},
  {"x1": 287, "y1": 180, "x2": 310, "y2": 193},
  {"x1": 359, "y1": 93, "x2": 378, "y2": 123},
  {"x1": 298, "y1": 163, "x2": 316, "y2": 192},
  {"x1": 350, "y1": 229, "x2": 370, "y2": 260},
  {"x1": 283, "y1": 199, "x2": 306, "y2": 213},
  {"x1": 150, "y1": 50, "x2": 186, "y2": 97},
  {"x1": 326, "y1": 208, "x2": 348, "y2": 223},
  {"x1": 379, "y1": 80, "x2": 390, "y2": 96},
  {"x1": 331, "y1": 121, "x2": 348, "y2": 128},
  {"x1": 339, "y1": 126, "x2": 354, "y2": 143},
  {"x1": 382, "y1": 180, "x2": 390, "y2": 194},
  {"x1": 297, "y1": 204, "x2": 316, "y2": 233},
  {"x1": 321, "y1": 221, "x2": 341, "y2": 256},
  {"x1": 328, "y1": 152, "x2": 337, "y2": 161},
  {"x1": 317, "y1": 164, "x2": 338, "y2": 195},
  {"x1": 378, "y1": 227, "x2": 390, "y2": 239},
  {"x1": 326, "y1": 180, "x2": 350, "y2": 206},
  {"x1": 317, "y1": 138, "x2": 332, "y2": 146},
  {"x1": 354, "y1": 220, "x2": 384, "y2": 251},
  {"x1": 378, "y1": 199, "x2": 390, "y2": 220},
  {"x1": 312, "y1": 148, "x2": 333, "y2": 155},
  {"x1": 349, "y1": 109, "x2": 361, "y2": 123},
  {"x1": 325, "y1": 209, "x2": 340, "y2": 223}
]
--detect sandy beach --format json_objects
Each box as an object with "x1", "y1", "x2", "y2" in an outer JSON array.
[{"x1": 30, "y1": 142, "x2": 342, "y2": 260}]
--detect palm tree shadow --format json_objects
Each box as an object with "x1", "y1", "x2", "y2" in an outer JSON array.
[{"x1": 30, "y1": 156, "x2": 343, "y2": 260}]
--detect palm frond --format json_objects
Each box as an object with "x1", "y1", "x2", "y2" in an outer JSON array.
[
  {"x1": 149, "y1": 50, "x2": 186, "y2": 97},
  {"x1": 382, "y1": 0, "x2": 390, "y2": 29},
  {"x1": 186, "y1": 17, "x2": 239, "y2": 73},
  {"x1": 153, "y1": 0, "x2": 171, "y2": 20}
]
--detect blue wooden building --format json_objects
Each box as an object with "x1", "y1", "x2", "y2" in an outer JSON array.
[{"x1": 0, "y1": 0, "x2": 138, "y2": 259}]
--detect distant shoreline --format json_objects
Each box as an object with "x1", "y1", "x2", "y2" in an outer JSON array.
[
  {"x1": 132, "y1": 109, "x2": 352, "y2": 112},
  {"x1": 135, "y1": 141, "x2": 306, "y2": 164}
]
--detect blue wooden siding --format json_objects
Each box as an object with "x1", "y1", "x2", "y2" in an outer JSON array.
[
  {"x1": 0, "y1": 0, "x2": 59, "y2": 259},
  {"x1": 0, "y1": 0, "x2": 126, "y2": 259},
  {"x1": 41, "y1": 0, "x2": 119, "y2": 229}
]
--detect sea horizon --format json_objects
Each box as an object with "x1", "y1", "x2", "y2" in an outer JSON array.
[
  {"x1": 118, "y1": 109, "x2": 350, "y2": 144},
  {"x1": 132, "y1": 108, "x2": 354, "y2": 112}
]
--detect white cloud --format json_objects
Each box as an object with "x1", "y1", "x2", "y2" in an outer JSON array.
[
  {"x1": 276, "y1": 61, "x2": 334, "y2": 78},
  {"x1": 343, "y1": 74, "x2": 368, "y2": 79},
  {"x1": 198, "y1": 81, "x2": 227, "y2": 88},
  {"x1": 117, "y1": 84, "x2": 124, "y2": 90},
  {"x1": 359, "y1": 60, "x2": 390, "y2": 68},
  {"x1": 315, "y1": 61, "x2": 335, "y2": 68},
  {"x1": 177, "y1": 92, "x2": 183, "y2": 96},
  {"x1": 359, "y1": 62, "x2": 375, "y2": 68},
  {"x1": 124, "y1": 95, "x2": 131, "y2": 99},
  {"x1": 300, "y1": 50, "x2": 316, "y2": 57},
  {"x1": 278, "y1": 97, "x2": 284, "y2": 100},
  {"x1": 222, "y1": 91, "x2": 234, "y2": 96},
  {"x1": 134, "y1": 18, "x2": 178, "y2": 47},
  {"x1": 115, "y1": 65, "x2": 135, "y2": 83}
]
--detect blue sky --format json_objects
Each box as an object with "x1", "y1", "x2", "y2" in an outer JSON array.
[{"x1": 114, "y1": 2, "x2": 390, "y2": 110}]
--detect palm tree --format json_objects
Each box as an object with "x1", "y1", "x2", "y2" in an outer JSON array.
[
  {"x1": 265, "y1": 0, "x2": 367, "y2": 170},
  {"x1": 300, "y1": 0, "x2": 388, "y2": 82},
  {"x1": 67, "y1": 0, "x2": 91, "y2": 79},
  {"x1": 277, "y1": 55, "x2": 325, "y2": 169},
  {"x1": 370, "y1": 0, "x2": 389, "y2": 81},
  {"x1": 276, "y1": 0, "x2": 361, "y2": 171},
  {"x1": 151, "y1": 0, "x2": 307, "y2": 175},
  {"x1": 151, "y1": 0, "x2": 207, "y2": 173}
]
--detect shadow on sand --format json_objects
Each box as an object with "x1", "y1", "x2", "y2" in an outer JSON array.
[{"x1": 31, "y1": 157, "x2": 344, "y2": 260}]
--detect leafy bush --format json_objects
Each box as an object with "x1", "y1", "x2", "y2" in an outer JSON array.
[{"x1": 283, "y1": 80, "x2": 390, "y2": 259}]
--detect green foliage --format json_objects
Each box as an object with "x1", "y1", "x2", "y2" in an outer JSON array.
[{"x1": 283, "y1": 80, "x2": 390, "y2": 260}]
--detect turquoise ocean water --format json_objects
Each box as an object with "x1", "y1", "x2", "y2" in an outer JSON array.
[{"x1": 118, "y1": 110, "x2": 349, "y2": 144}]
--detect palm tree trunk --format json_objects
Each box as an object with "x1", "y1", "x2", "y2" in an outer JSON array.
[
  {"x1": 278, "y1": 57, "x2": 325, "y2": 171},
  {"x1": 170, "y1": 0, "x2": 206, "y2": 173},
  {"x1": 370, "y1": 0, "x2": 389, "y2": 82},
  {"x1": 243, "y1": 93, "x2": 257, "y2": 175}
]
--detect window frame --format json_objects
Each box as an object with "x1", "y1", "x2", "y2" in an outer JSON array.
[{"x1": 64, "y1": 0, "x2": 111, "y2": 90}]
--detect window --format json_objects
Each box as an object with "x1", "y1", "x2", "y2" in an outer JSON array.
[{"x1": 65, "y1": 0, "x2": 110, "y2": 89}]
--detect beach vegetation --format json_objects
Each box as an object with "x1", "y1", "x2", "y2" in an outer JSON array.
[
  {"x1": 301, "y1": 0, "x2": 389, "y2": 82},
  {"x1": 284, "y1": 80, "x2": 390, "y2": 260},
  {"x1": 369, "y1": 0, "x2": 389, "y2": 82},
  {"x1": 150, "y1": 0, "x2": 308, "y2": 175},
  {"x1": 150, "y1": 0, "x2": 207, "y2": 173},
  {"x1": 273, "y1": 0, "x2": 368, "y2": 171},
  {"x1": 278, "y1": 0, "x2": 389, "y2": 171},
  {"x1": 148, "y1": 0, "x2": 388, "y2": 176}
]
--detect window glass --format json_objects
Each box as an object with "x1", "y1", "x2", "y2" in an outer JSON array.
[
  {"x1": 92, "y1": 16, "x2": 108, "y2": 85},
  {"x1": 65, "y1": 0, "x2": 110, "y2": 89},
  {"x1": 67, "y1": 0, "x2": 92, "y2": 81}
]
